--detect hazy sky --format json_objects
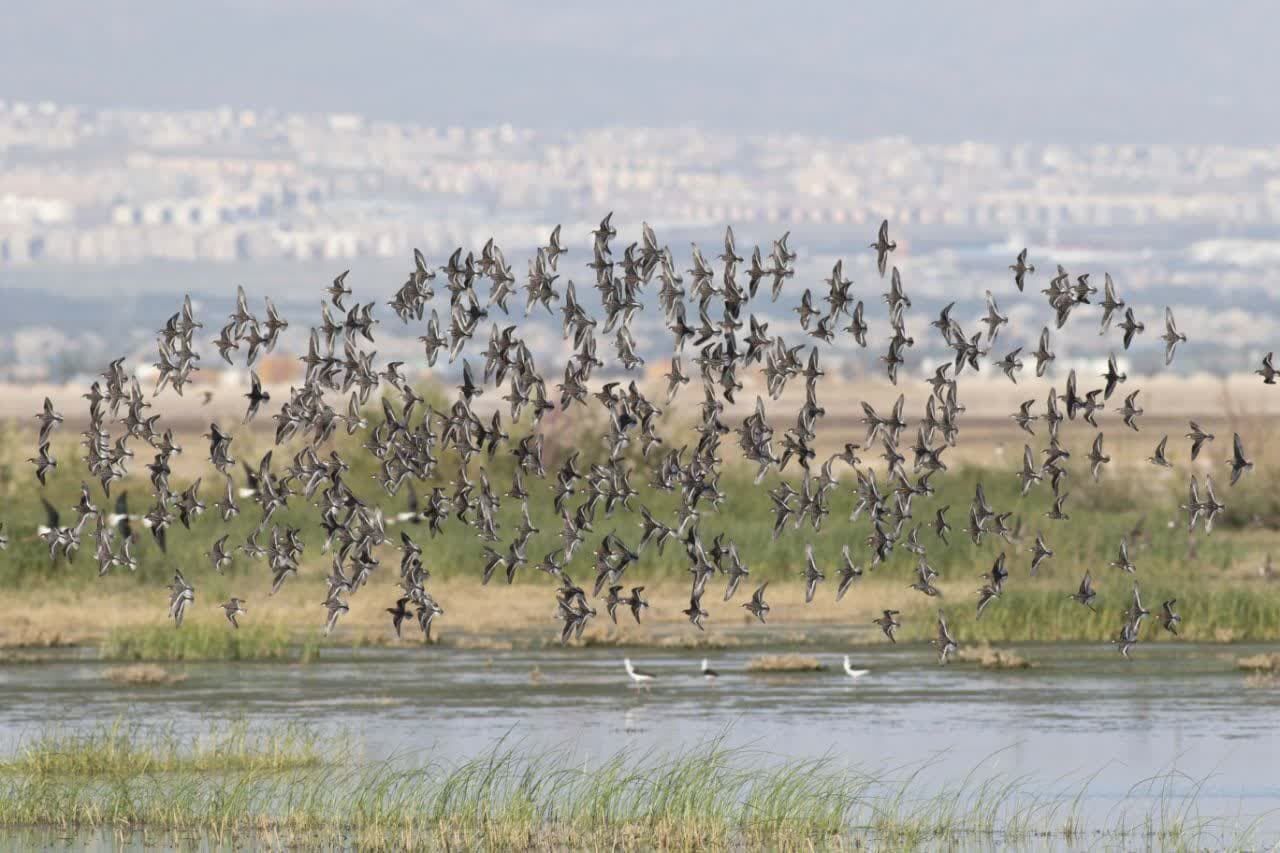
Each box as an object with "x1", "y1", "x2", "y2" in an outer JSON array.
[{"x1": 2, "y1": 1, "x2": 1273, "y2": 143}]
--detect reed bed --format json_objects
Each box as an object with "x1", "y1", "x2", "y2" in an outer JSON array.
[
  {"x1": 99, "y1": 624, "x2": 320, "y2": 662},
  {"x1": 0, "y1": 719, "x2": 330, "y2": 777},
  {"x1": 0, "y1": 733, "x2": 1261, "y2": 849},
  {"x1": 952, "y1": 585, "x2": 1280, "y2": 644}
]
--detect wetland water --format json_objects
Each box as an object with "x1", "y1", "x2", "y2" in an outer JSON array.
[{"x1": 3, "y1": 642, "x2": 1279, "y2": 846}]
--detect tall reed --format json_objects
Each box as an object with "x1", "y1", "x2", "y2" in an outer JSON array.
[{"x1": 0, "y1": 731, "x2": 1261, "y2": 849}]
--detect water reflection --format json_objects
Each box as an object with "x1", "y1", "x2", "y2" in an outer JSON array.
[{"x1": 2, "y1": 642, "x2": 1278, "y2": 837}]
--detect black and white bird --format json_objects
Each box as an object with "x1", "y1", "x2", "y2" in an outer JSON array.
[{"x1": 624, "y1": 657, "x2": 655, "y2": 688}]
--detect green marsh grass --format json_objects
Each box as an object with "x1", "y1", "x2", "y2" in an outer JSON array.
[
  {"x1": 0, "y1": 728, "x2": 1265, "y2": 849},
  {"x1": 99, "y1": 623, "x2": 321, "y2": 662},
  {"x1": 4, "y1": 383, "x2": 1280, "y2": 648},
  {"x1": 0, "y1": 719, "x2": 330, "y2": 776},
  {"x1": 949, "y1": 585, "x2": 1280, "y2": 644},
  {"x1": 0, "y1": 407, "x2": 1253, "y2": 590}
]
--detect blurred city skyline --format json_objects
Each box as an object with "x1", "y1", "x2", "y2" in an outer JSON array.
[
  {"x1": 2, "y1": 1, "x2": 1276, "y2": 143},
  {"x1": 0, "y1": 2, "x2": 1277, "y2": 382}
]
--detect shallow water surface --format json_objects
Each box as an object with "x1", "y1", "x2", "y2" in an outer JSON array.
[{"x1": 2, "y1": 642, "x2": 1278, "y2": 845}]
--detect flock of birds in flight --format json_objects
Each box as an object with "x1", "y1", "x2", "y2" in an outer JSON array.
[{"x1": 24, "y1": 214, "x2": 1270, "y2": 663}]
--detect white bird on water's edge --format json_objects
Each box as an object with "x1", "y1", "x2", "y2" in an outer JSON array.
[
  {"x1": 624, "y1": 657, "x2": 654, "y2": 688},
  {"x1": 843, "y1": 656, "x2": 869, "y2": 680},
  {"x1": 701, "y1": 658, "x2": 719, "y2": 680}
]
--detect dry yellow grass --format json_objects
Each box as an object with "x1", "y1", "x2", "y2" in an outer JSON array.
[
  {"x1": 746, "y1": 653, "x2": 827, "y2": 673},
  {"x1": 1235, "y1": 652, "x2": 1280, "y2": 672},
  {"x1": 0, "y1": 574, "x2": 930, "y2": 650},
  {"x1": 710, "y1": 371, "x2": 1280, "y2": 466},
  {"x1": 103, "y1": 664, "x2": 188, "y2": 685},
  {"x1": 4, "y1": 371, "x2": 1274, "y2": 469},
  {"x1": 955, "y1": 644, "x2": 1034, "y2": 670}
]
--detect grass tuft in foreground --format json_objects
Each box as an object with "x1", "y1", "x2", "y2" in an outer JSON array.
[{"x1": 0, "y1": 732, "x2": 1263, "y2": 849}]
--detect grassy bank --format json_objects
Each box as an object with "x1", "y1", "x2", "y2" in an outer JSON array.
[
  {"x1": 954, "y1": 584, "x2": 1280, "y2": 644},
  {"x1": 7, "y1": 569, "x2": 1280, "y2": 658},
  {"x1": 0, "y1": 729, "x2": 1263, "y2": 850},
  {"x1": 2, "y1": 385, "x2": 1280, "y2": 654},
  {"x1": 0, "y1": 391, "x2": 1270, "y2": 591}
]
